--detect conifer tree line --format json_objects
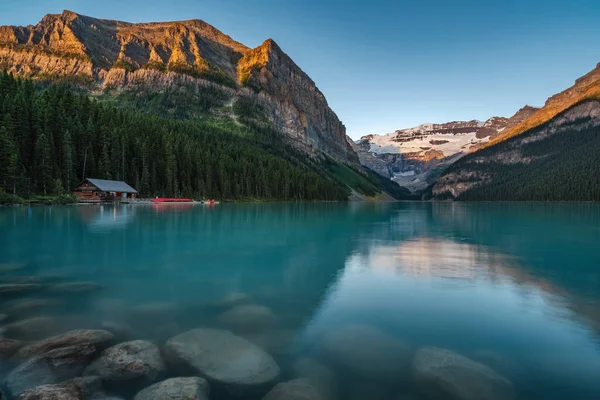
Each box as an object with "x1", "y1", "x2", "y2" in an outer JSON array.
[
  {"x1": 0, "y1": 71, "x2": 349, "y2": 200},
  {"x1": 442, "y1": 113, "x2": 600, "y2": 201}
]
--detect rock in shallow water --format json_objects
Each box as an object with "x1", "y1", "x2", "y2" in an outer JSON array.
[
  {"x1": 241, "y1": 329, "x2": 297, "y2": 358},
  {"x1": 317, "y1": 324, "x2": 412, "y2": 382},
  {"x1": 134, "y1": 377, "x2": 210, "y2": 400},
  {"x1": 213, "y1": 292, "x2": 252, "y2": 310},
  {"x1": 5, "y1": 344, "x2": 96, "y2": 396},
  {"x1": 6, "y1": 298, "x2": 61, "y2": 318},
  {"x1": 15, "y1": 329, "x2": 114, "y2": 360},
  {"x1": 291, "y1": 357, "x2": 338, "y2": 400},
  {"x1": 3, "y1": 317, "x2": 64, "y2": 341},
  {"x1": 164, "y1": 328, "x2": 280, "y2": 396},
  {"x1": 0, "y1": 284, "x2": 43, "y2": 299},
  {"x1": 0, "y1": 263, "x2": 27, "y2": 274},
  {"x1": 84, "y1": 340, "x2": 166, "y2": 390},
  {"x1": 262, "y1": 378, "x2": 325, "y2": 400},
  {"x1": 99, "y1": 321, "x2": 140, "y2": 342},
  {"x1": 47, "y1": 282, "x2": 102, "y2": 295},
  {"x1": 128, "y1": 303, "x2": 181, "y2": 341},
  {"x1": 0, "y1": 338, "x2": 23, "y2": 358},
  {"x1": 15, "y1": 376, "x2": 103, "y2": 400},
  {"x1": 217, "y1": 305, "x2": 278, "y2": 333},
  {"x1": 412, "y1": 347, "x2": 516, "y2": 400}
]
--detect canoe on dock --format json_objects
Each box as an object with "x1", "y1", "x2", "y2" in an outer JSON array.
[{"x1": 151, "y1": 198, "x2": 194, "y2": 203}]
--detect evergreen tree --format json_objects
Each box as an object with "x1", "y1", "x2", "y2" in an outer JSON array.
[{"x1": 33, "y1": 132, "x2": 52, "y2": 194}]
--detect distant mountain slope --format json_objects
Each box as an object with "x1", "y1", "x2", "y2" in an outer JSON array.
[
  {"x1": 351, "y1": 106, "x2": 538, "y2": 193},
  {"x1": 488, "y1": 63, "x2": 600, "y2": 147},
  {"x1": 433, "y1": 99, "x2": 600, "y2": 201},
  {"x1": 0, "y1": 10, "x2": 358, "y2": 166}
]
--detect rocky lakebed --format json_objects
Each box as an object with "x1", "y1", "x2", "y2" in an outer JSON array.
[{"x1": 0, "y1": 263, "x2": 518, "y2": 400}]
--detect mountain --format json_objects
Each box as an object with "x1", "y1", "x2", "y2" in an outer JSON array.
[
  {"x1": 0, "y1": 10, "x2": 357, "y2": 166},
  {"x1": 351, "y1": 106, "x2": 538, "y2": 193},
  {"x1": 487, "y1": 64, "x2": 600, "y2": 147},
  {"x1": 0, "y1": 11, "x2": 411, "y2": 202},
  {"x1": 433, "y1": 99, "x2": 600, "y2": 200},
  {"x1": 432, "y1": 63, "x2": 600, "y2": 200}
]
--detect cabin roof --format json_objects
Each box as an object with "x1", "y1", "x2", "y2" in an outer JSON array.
[{"x1": 80, "y1": 178, "x2": 138, "y2": 193}]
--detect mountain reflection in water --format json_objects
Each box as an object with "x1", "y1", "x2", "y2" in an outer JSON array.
[{"x1": 0, "y1": 203, "x2": 599, "y2": 399}]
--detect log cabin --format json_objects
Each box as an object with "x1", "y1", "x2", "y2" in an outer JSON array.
[{"x1": 73, "y1": 178, "x2": 138, "y2": 202}]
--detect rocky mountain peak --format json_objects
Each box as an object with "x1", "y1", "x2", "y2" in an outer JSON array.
[{"x1": 0, "y1": 11, "x2": 358, "y2": 165}]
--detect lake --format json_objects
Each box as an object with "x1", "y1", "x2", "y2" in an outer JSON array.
[{"x1": 1, "y1": 202, "x2": 599, "y2": 400}]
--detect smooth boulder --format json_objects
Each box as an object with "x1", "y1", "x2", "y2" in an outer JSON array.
[
  {"x1": 217, "y1": 305, "x2": 277, "y2": 333},
  {"x1": 4, "y1": 317, "x2": 64, "y2": 341},
  {"x1": 5, "y1": 344, "x2": 96, "y2": 396},
  {"x1": 262, "y1": 379, "x2": 325, "y2": 400},
  {"x1": 0, "y1": 284, "x2": 42, "y2": 298},
  {"x1": 291, "y1": 357, "x2": 338, "y2": 400},
  {"x1": 16, "y1": 376, "x2": 102, "y2": 400},
  {"x1": 0, "y1": 338, "x2": 23, "y2": 358},
  {"x1": 241, "y1": 329, "x2": 297, "y2": 358},
  {"x1": 134, "y1": 377, "x2": 210, "y2": 400},
  {"x1": 412, "y1": 347, "x2": 516, "y2": 400},
  {"x1": 317, "y1": 324, "x2": 412, "y2": 382},
  {"x1": 15, "y1": 329, "x2": 114, "y2": 359},
  {"x1": 164, "y1": 328, "x2": 280, "y2": 395},
  {"x1": 84, "y1": 340, "x2": 166, "y2": 389}
]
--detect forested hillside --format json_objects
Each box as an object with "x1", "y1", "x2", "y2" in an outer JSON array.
[
  {"x1": 0, "y1": 71, "x2": 388, "y2": 201},
  {"x1": 433, "y1": 100, "x2": 600, "y2": 201}
]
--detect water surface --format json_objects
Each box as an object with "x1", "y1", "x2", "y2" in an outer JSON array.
[{"x1": 1, "y1": 203, "x2": 599, "y2": 399}]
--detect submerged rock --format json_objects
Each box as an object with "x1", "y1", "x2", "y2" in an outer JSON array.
[
  {"x1": 317, "y1": 324, "x2": 412, "y2": 382},
  {"x1": 164, "y1": 328, "x2": 280, "y2": 395},
  {"x1": 5, "y1": 344, "x2": 96, "y2": 396},
  {"x1": 4, "y1": 317, "x2": 64, "y2": 341},
  {"x1": 15, "y1": 329, "x2": 114, "y2": 359},
  {"x1": 262, "y1": 379, "x2": 325, "y2": 400},
  {"x1": 471, "y1": 350, "x2": 520, "y2": 379},
  {"x1": 0, "y1": 263, "x2": 27, "y2": 273},
  {"x1": 291, "y1": 357, "x2": 338, "y2": 400},
  {"x1": 133, "y1": 377, "x2": 210, "y2": 400},
  {"x1": 99, "y1": 321, "x2": 140, "y2": 342},
  {"x1": 213, "y1": 292, "x2": 252, "y2": 309},
  {"x1": 5, "y1": 274, "x2": 64, "y2": 285},
  {"x1": 84, "y1": 340, "x2": 166, "y2": 389},
  {"x1": 0, "y1": 338, "x2": 23, "y2": 358},
  {"x1": 241, "y1": 329, "x2": 297, "y2": 357},
  {"x1": 6, "y1": 298, "x2": 61, "y2": 318},
  {"x1": 412, "y1": 347, "x2": 516, "y2": 400},
  {"x1": 16, "y1": 376, "x2": 103, "y2": 400},
  {"x1": 0, "y1": 284, "x2": 43, "y2": 298},
  {"x1": 128, "y1": 303, "x2": 181, "y2": 340},
  {"x1": 217, "y1": 305, "x2": 277, "y2": 333},
  {"x1": 342, "y1": 380, "x2": 395, "y2": 400},
  {"x1": 48, "y1": 282, "x2": 102, "y2": 295}
]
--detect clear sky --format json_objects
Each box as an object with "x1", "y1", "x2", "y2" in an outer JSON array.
[{"x1": 1, "y1": 0, "x2": 600, "y2": 139}]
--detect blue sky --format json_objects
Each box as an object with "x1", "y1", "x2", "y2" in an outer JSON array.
[{"x1": 1, "y1": 0, "x2": 600, "y2": 138}]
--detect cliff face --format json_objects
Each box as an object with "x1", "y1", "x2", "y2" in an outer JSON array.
[
  {"x1": 0, "y1": 10, "x2": 358, "y2": 165},
  {"x1": 487, "y1": 64, "x2": 600, "y2": 146},
  {"x1": 239, "y1": 39, "x2": 357, "y2": 163}
]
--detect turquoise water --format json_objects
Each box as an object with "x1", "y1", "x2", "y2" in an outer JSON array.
[{"x1": 1, "y1": 203, "x2": 600, "y2": 399}]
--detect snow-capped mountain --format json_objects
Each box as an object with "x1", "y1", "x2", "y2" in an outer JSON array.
[{"x1": 351, "y1": 106, "x2": 539, "y2": 193}]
